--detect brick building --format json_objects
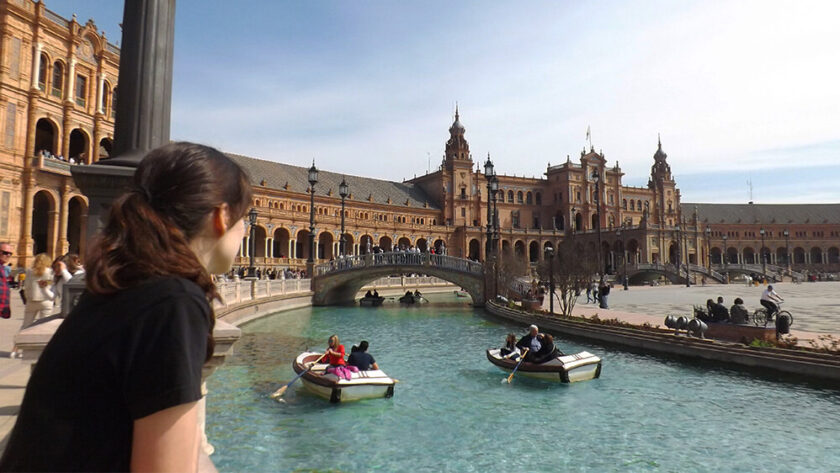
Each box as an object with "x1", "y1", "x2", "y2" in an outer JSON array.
[{"x1": 2, "y1": 1, "x2": 838, "y2": 279}]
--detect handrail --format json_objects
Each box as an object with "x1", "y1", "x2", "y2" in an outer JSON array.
[{"x1": 314, "y1": 252, "x2": 483, "y2": 277}]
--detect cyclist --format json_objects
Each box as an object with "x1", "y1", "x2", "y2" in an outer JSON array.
[{"x1": 760, "y1": 285, "x2": 784, "y2": 320}]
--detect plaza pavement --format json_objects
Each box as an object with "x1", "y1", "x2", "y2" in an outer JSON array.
[{"x1": 542, "y1": 281, "x2": 840, "y2": 348}]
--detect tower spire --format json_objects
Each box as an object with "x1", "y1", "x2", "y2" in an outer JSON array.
[
  {"x1": 658, "y1": 133, "x2": 662, "y2": 149},
  {"x1": 455, "y1": 102, "x2": 459, "y2": 121}
]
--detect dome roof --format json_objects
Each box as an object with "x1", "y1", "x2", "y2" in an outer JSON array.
[
  {"x1": 449, "y1": 106, "x2": 465, "y2": 134},
  {"x1": 654, "y1": 136, "x2": 667, "y2": 160}
]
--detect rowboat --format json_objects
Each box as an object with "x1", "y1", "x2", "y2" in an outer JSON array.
[
  {"x1": 485, "y1": 348, "x2": 602, "y2": 383},
  {"x1": 292, "y1": 352, "x2": 396, "y2": 403},
  {"x1": 359, "y1": 295, "x2": 385, "y2": 307},
  {"x1": 454, "y1": 290, "x2": 470, "y2": 298}
]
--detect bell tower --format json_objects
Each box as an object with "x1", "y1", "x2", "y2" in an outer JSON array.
[
  {"x1": 443, "y1": 105, "x2": 472, "y2": 170},
  {"x1": 648, "y1": 136, "x2": 679, "y2": 225}
]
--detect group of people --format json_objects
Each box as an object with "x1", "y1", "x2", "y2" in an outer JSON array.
[
  {"x1": 1, "y1": 251, "x2": 86, "y2": 358},
  {"x1": 700, "y1": 285, "x2": 784, "y2": 324},
  {"x1": 322, "y1": 335, "x2": 379, "y2": 380},
  {"x1": 500, "y1": 325, "x2": 562, "y2": 364},
  {"x1": 226, "y1": 266, "x2": 306, "y2": 280},
  {"x1": 585, "y1": 279, "x2": 611, "y2": 309},
  {"x1": 37, "y1": 149, "x2": 88, "y2": 165}
]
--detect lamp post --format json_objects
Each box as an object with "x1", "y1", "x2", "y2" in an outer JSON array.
[
  {"x1": 619, "y1": 222, "x2": 628, "y2": 290},
  {"x1": 571, "y1": 206, "x2": 576, "y2": 238},
  {"x1": 307, "y1": 161, "x2": 318, "y2": 265},
  {"x1": 705, "y1": 226, "x2": 712, "y2": 272},
  {"x1": 247, "y1": 207, "x2": 257, "y2": 278},
  {"x1": 545, "y1": 245, "x2": 555, "y2": 315},
  {"x1": 490, "y1": 175, "x2": 499, "y2": 297},
  {"x1": 784, "y1": 229, "x2": 790, "y2": 273},
  {"x1": 484, "y1": 155, "x2": 495, "y2": 261},
  {"x1": 760, "y1": 228, "x2": 767, "y2": 277},
  {"x1": 339, "y1": 177, "x2": 348, "y2": 256},
  {"x1": 683, "y1": 219, "x2": 691, "y2": 287},
  {"x1": 592, "y1": 171, "x2": 603, "y2": 280},
  {"x1": 722, "y1": 234, "x2": 728, "y2": 270}
]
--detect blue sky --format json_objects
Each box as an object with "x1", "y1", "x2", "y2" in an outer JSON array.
[{"x1": 45, "y1": 0, "x2": 840, "y2": 203}]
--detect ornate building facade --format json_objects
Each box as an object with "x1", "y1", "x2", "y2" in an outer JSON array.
[
  {"x1": 0, "y1": 0, "x2": 117, "y2": 266},
  {"x1": 2, "y1": 1, "x2": 838, "y2": 278}
]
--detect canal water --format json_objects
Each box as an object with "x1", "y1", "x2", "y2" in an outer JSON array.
[{"x1": 206, "y1": 294, "x2": 840, "y2": 472}]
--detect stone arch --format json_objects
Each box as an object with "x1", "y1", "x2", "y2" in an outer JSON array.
[
  {"x1": 793, "y1": 247, "x2": 805, "y2": 264},
  {"x1": 668, "y1": 241, "x2": 679, "y2": 264},
  {"x1": 468, "y1": 238, "x2": 481, "y2": 260},
  {"x1": 627, "y1": 239, "x2": 640, "y2": 264},
  {"x1": 32, "y1": 190, "x2": 57, "y2": 256},
  {"x1": 543, "y1": 241, "x2": 554, "y2": 260},
  {"x1": 501, "y1": 239, "x2": 511, "y2": 255},
  {"x1": 340, "y1": 233, "x2": 354, "y2": 256},
  {"x1": 711, "y1": 247, "x2": 723, "y2": 265},
  {"x1": 397, "y1": 236, "x2": 411, "y2": 250},
  {"x1": 295, "y1": 229, "x2": 311, "y2": 260},
  {"x1": 359, "y1": 234, "x2": 374, "y2": 255},
  {"x1": 726, "y1": 247, "x2": 739, "y2": 264},
  {"x1": 776, "y1": 247, "x2": 788, "y2": 266},
  {"x1": 743, "y1": 247, "x2": 756, "y2": 265},
  {"x1": 759, "y1": 246, "x2": 772, "y2": 266},
  {"x1": 253, "y1": 225, "x2": 267, "y2": 258},
  {"x1": 810, "y1": 247, "x2": 823, "y2": 264},
  {"x1": 35, "y1": 118, "x2": 59, "y2": 155},
  {"x1": 98, "y1": 137, "x2": 113, "y2": 160},
  {"x1": 433, "y1": 239, "x2": 446, "y2": 254},
  {"x1": 379, "y1": 235, "x2": 392, "y2": 251},
  {"x1": 68, "y1": 128, "x2": 90, "y2": 163},
  {"x1": 575, "y1": 212, "x2": 583, "y2": 231},
  {"x1": 591, "y1": 213, "x2": 598, "y2": 230},
  {"x1": 514, "y1": 240, "x2": 526, "y2": 258},
  {"x1": 528, "y1": 241, "x2": 539, "y2": 263},
  {"x1": 416, "y1": 238, "x2": 428, "y2": 252},
  {"x1": 318, "y1": 232, "x2": 334, "y2": 260},
  {"x1": 273, "y1": 227, "x2": 290, "y2": 258},
  {"x1": 66, "y1": 196, "x2": 87, "y2": 255}
]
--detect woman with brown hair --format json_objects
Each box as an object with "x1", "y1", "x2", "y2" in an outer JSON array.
[{"x1": 0, "y1": 142, "x2": 252, "y2": 472}]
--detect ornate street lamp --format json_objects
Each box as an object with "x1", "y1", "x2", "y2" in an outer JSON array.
[
  {"x1": 490, "y1": 175, "x2": 500, "y2": 297},
  {"x1": 339, "y1": 177, "x2": 348, "y2": 256},
  {"x1": 247, "y1": 207, "x2": 258, "y2": 278},
  {"x1": 760, "y1": 228, "x2": 767, "y2": 277},
  {"x1": 591, "y1": 170, "x2": 603, "y2": 280},
  {"x1": 484, "y1": 154, "x2": 495, "y2": 261},
  {"x1": 571, "y1": 206, "x2": 576, "y2": 237},
  {"x1": 784, "y1": 229, "x2": 790, "y2": 273},
  {"x1": 545, "y1": 245, "x2": 555, "y2": 315},
  {"x1": 618, "y1": 222, "x2": 628, "y2": 290},
  {"x1": 307, "y1": 161, "x2": 318, "y2": 264}
]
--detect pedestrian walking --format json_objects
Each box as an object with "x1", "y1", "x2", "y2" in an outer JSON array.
[{"x1": 0, "y1": 241, "x2": 13, "y2": 320}]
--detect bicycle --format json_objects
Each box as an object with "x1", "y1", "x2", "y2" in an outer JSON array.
[{"x1": 751, "y1": 301, "x2": 793, "y2": 327}]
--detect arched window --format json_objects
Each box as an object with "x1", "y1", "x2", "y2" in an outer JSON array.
[
  {"x1": 75, "y1": 74, "x2": 88, "y2": 107},
  {"x1": 102, "y1": 82, "x2": 111, "y2": 114},
  {"x1": 630, "y1": 200, "x2": 635, "y2": 211},
  {"x1": 622, "y1": 199, "x2": 627, "y2": 210},
  {"x1": 517, "y1": 191, "x2": 523, "y2": 203},
  {"x1": 37, "y1": 53, "x2": 48, "y2": 90},
  {"x1": 526, "y1": 192, "x2": 533, "y2": 204},
  {"x1": 111, "y1": 87, "x2": 118, "y2": 119},
  {"x1": 507, "y1": 190, "x2": 514, "y2": 203},
  {"x1": 51, "y1": 61, "x2": 64, "y2": 98},
  {"x1": 644, "y1": 201, "x2": 650, "y2": 213}
]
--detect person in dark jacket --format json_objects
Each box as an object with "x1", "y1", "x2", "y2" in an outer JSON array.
[
  {"x1": 347, "y1": 340, "x2": 378, "y2": 371},
  {"x1": 516, "y1": 325, "x2": 543, "y2": 362}
]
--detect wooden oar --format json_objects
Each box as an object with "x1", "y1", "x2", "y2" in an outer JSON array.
[
  {"x1": 270, "y1": 353, "x2": 327, "y2": 399},
  {"x1": 505, "y1": 348, "x2": 529, "y2": 384}
]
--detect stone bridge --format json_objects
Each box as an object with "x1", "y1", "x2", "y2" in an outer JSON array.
[
  {"x1": 313, "y1": 252, "x2": 485, "y2": 306},
  {"x1": 626, "y1": 263, "x2": 727, "y2": 284},
  {"x1": 712, "y1": 263, "x2": 803, "y2": 282}
]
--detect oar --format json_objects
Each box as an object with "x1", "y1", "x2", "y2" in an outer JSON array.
[
  {"x1": 504, "y1": 348, "x2": 529, "y2": 384},
  {"x1": 270, "y1": 353, "x2": 327, "y2": 399}
]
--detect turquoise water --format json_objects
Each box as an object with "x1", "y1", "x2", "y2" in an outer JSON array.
[{"x1": 206, "y1": 294, "x2": 840, "y2": 472}]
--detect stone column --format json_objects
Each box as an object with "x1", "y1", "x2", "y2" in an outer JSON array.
[
  {"x1": 57, "y1": 183, "x2": 70, "y2": 256},
  {"x1": 30, "y1": 43, "x2": 43, "y2": 90},
  {"x1": 48, "y1": 208, "x2": 59, "y2": 259},
  {"x1": 66, "y1": 59, "x2": 76, "y2": 103},
  {"x1": 289, "y1": 239, "x2": 295, "y2": 259},
  {"x1": 96, "y1": 72, "x2": 106, "y2": 114}
]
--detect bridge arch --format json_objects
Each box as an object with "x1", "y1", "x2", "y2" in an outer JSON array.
[
  {"x1": 379, "y1": 235, "x2": 392, "y2": 251},
  {"x1": 313, "y1": 254, "x2": 485, "y2": 306}
]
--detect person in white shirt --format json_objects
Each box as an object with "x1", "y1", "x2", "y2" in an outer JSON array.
[
  {"x1": 22, "y1": 253, "x2": 56, "y2": 327},
  {"x1": 760, "y1": 285, "x2": 783, "y2": 319},
  {"x1": 53, "y1": 254, "x2": 85, "y2": 306}
]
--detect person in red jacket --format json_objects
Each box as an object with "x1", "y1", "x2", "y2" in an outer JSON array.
[{"x1": 324, "y1": 335, "x2": 358, "y2": 380}]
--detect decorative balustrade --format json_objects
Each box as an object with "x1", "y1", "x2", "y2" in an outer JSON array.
[{"x1": 314, "y1": 252, "x2": 483, "y2": 277}]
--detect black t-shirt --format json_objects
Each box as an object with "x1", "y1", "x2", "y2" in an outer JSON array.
[
  {"x1": 0, "y1": 277, "x2": 210, "y2": 472},
  {"x1": 347, "y1": 351, "x2": 375, "y2": 371}
]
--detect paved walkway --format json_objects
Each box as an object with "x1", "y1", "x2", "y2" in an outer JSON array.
[
  {"x1": 540, "y1": 281, "x2": 840, "y2": 348},
  {"x1": 0, "y1": 294, "x2": 45, "y2": 451}
]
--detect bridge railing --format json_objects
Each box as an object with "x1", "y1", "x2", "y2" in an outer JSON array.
[{"x1": 314, "y1": 252, "x2": 483, "y2": 276}]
